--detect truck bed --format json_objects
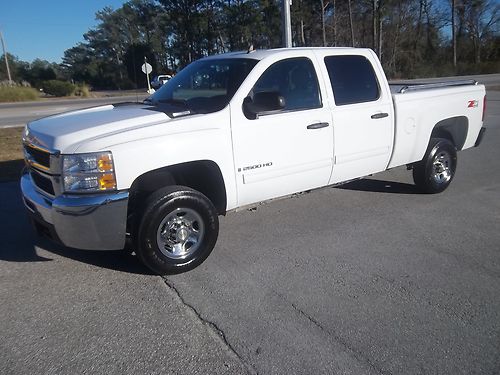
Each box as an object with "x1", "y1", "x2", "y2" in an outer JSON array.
[{"x1": 387, "y1": 80, "x2": 485, "y2": 169}]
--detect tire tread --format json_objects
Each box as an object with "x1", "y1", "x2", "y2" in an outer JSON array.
[
  {"x1": 412, "y1": 137, "x2": 457, "y2": 194},
  {"x1": 135, "y1": 185, "x2": 219, "y2": 274}
]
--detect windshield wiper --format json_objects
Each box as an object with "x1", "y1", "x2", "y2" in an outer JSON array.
[
  {"x1": 157, "y1": 98, "x2": 188, "y2": 107},
  {"x1": 145, "y1": 98, "x2": 197, "y2": 117}
]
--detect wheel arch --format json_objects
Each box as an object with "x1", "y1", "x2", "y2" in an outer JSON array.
[
  {"x1": 127, "y1": 160, "x2": 227, "y2": 232},
  {"x1": 430, "y1": 116, "x2": 468, "y2": 150}
]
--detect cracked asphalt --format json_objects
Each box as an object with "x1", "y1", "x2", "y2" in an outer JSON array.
[{"x1": 1, "y1": 90, "x2": 499, "y2": 374}]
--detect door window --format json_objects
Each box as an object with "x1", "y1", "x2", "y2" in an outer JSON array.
[
  {"x1": 250, "y1": 57, "x2": 322, "y2": 111},
  {"x1": 324, "y1": 55, "x2": 380, "y2": 106}
]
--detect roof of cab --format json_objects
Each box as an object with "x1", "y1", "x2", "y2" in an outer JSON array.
[{"x1": 203, "y1": 47, "x2": 364, "y2": 61}]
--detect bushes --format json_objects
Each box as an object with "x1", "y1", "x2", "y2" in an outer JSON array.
[
  {"x1": 0, "y1": 80, "x2": 91, "y2": 101},
  {"x1": 74, "y1": 83, "x2": 90, "y2": 97},
  {"x1": 41, "y1": 80, "x2": 76, "y2": 97},
  {"x1": 40, "y1": 80, "x2": 92, "y2": 97},
  {"x1": 0, "y1": 85, "x2": 39, "y2": 102}
]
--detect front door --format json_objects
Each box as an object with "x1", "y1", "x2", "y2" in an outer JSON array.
[{"x1": 230, "y1": 54, "x2": 334, "y2": 207}]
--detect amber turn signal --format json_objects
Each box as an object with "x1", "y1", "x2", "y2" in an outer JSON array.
[
  {"x1": 99, "y1": 173, "x2": 117, "y2": 190},
  {"x1": 98, "y1": 153, "x2": 114, "y2": 172}
]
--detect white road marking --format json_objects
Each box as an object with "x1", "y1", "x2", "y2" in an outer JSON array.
[
  {"x1": 0, "y1": 124, "x2": 25, "y2": 129},
  {"x1": 32, "y1": 107, "x2": 70, "y2": 115}
]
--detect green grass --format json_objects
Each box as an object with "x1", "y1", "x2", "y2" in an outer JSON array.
[{"x1": 0, "y1": 86, "x2": 39, "y2": 103}]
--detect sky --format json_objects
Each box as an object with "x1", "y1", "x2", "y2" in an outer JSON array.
[{"x1": 0, "y1": 0, "x2": 127, "y2": 63}]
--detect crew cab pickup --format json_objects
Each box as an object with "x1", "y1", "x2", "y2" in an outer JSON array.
[{"x1": 21, "y1": 47, "x2": 486, "y2": 274}]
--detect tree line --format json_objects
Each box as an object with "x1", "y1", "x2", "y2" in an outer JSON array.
[{"x1": 1, "y1": 0, "x2": 499, "y2": 90}]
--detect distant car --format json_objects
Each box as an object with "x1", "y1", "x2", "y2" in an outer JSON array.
[{"x1": 151, "y1": 74, "x2": 172, "y2": 89}]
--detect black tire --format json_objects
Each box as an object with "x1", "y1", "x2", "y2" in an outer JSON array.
[
  {"x1": 412, "y1": 138, "x2": 457, "y2": 194},
  {"x1": 136, "y1": 186, "x2": 219, "y2": 275}
]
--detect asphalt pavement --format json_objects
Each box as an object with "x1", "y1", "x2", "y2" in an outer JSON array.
[
  {"x1": 0, "y1": 94, "x2": 148, "y2": 128},
  {"x1": 1, "y1": 89, "x2": 499, "y2": 374}
]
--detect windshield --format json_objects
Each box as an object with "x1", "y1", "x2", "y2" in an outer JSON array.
[{"x1": 145, "y1": 58, "x2": 258, "y2": 116}]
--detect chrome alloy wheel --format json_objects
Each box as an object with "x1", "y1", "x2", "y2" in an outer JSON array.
[
  {"x1": 431, "y1": 151, "x2": 452, "y2": 184},
  {"x1": 156, "y1": 208, "x2": 205, "y2": 260}
]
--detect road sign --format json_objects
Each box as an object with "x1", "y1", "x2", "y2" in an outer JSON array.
[{"x1": 141, "y1": 62, "x2": 152, "y2": 75}]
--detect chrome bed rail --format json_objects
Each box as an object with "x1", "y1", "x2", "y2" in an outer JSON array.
[{"x1": 392, "y1": 79, "x2": 478, "y2": 94}]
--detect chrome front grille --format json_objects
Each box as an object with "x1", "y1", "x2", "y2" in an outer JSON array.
[
  {"x1": 24, "y1": 143, "x2": 51, "y2": 172},
  {"x1": 23, "y1": 141, "x2": 60, "y2": 196},
  {"x1": 30, "y1": 170, "x2": 55, "y2": 195}
]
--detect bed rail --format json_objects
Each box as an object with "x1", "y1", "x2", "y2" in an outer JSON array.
[{"x1": 394, "y1": 79, "x2": 478, "y2": 93}]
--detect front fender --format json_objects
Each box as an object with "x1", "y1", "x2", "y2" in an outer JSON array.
[{"x1": 75, "y1": 108, "x2": 238, "y2": 210}]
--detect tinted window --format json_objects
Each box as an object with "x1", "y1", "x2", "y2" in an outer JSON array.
[
  {"x1": 324, "y1": 55, "x2": 379, "y2": 106},
  {"x1": 250, "y1": 57, "x2": 321, "y2": 111}
]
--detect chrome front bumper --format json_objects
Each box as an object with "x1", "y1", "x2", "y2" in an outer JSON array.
[{"x1": 21, "y1": 172, "x2": 129, "y2": 250}]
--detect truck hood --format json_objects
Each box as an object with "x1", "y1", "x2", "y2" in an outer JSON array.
[{"x1": 25, "y1": 103, "x2": 170, "y2": 153}]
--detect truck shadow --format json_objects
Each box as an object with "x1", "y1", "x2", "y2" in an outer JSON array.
[
  {"x1": 1, "y1": 177, "x2": 417, "y2": 272},
  {"x1": 0, "y1": 159, "x2": 25, "y2": 183},
  {"x1": 337, "y1": 178, "x2": 420, "y2": 194},
  {"x1": 0, "y1": 182, "x2": 153, "y2": 275},
  {"x1": 36, "y1": 241, "x2": 153, "y2": 275}
]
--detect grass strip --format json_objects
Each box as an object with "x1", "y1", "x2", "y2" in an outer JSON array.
[
  {"x1": 0, "y1": 127, "x2": 25, "y2": 182},
  {"x1": 0, "y1": 86, "x2": 39, "y2": 102}
]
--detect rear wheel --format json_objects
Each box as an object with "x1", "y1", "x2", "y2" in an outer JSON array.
[
  {"x1": 136, "y1": 186, "x2": 219, "y2": 274},
  {"x1": 413, "y1": 138, "x2": 457, "y2": 194}
]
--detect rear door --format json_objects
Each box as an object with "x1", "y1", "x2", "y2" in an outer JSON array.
[{"x1": 314, "y1": 50, "x2": 394, "y2": 184}]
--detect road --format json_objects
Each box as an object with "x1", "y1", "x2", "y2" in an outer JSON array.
[
  {"x1": 0, "y1": 94, "x2": 148, "y2": 128},
  {"x1": 1, "y1": 88, "x2": 499, "y2": 374},
  {"x1": 390, "y1": 73, "x2": 500, "y2": 87}
]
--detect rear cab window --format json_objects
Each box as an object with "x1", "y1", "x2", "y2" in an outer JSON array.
[{"x1": 324, "y1": 55, "x2": 380, "y2": 106}]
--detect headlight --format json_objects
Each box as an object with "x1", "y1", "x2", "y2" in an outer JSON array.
[{"x1": 61, "y1": 152, "x2": 117, "y2": 193}]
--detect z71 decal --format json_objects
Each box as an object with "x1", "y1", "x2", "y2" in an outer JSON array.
[{"x1": 468, "y1": 100, "x2": 479, "y2": 108}]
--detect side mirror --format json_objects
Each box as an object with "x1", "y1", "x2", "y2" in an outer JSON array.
[{"x1": 243, "y1": 91, "x2": 286, "y2": 120}]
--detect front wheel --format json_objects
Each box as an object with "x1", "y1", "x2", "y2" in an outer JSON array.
[
  {"x1": 136, "y1": 186, "x2": 219, "y2": 274},
  {"x1": 413, "y1": 138, "x2": 457, "y2": 194}
]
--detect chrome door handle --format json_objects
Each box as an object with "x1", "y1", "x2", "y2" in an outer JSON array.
[
  {"x1": 371, "y1": 113, "x2": 389, "y2": 119},
  {"x1": 307, "y1": 122, "x2": 329, "y2": 129}
]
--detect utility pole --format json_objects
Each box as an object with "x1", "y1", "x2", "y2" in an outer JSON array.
[
  {"x1": 321, "y1": 0, "x2": 327, "y2": 47},
  {"x1": 452, "y1": 0, "x2": 457, "y2": 68},
  {"x1": 348, "y1": 0, "x2": 355, "y2": 47},
  {"x1": 0, "y1": 30, "x2": 13, "y2": 85},
  {"x1": 282, "y1": 0, "x2": 292, "y2": 48}
]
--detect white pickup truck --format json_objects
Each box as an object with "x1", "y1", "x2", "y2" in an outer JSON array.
[{"x1": 21, "y1": 47, "x2": 486, "y2": 274}]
